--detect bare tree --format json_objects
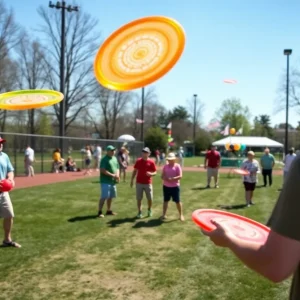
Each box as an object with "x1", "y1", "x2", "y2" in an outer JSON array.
[
  {"x1": 130, "y1": 86, "x2": 158, "y2": 136},
  {"x1": 0, "y1": 0, "x2": 19, "y2": 60},
  {"x1": 90, "y1": 87, "x2": 132, "y2": 139},
  {"x1": 186, "y1": 96, "x2": 205, "y2": 128},
  {"x1": 17, "y1": 33, "x2": 48, "y2": 139},
  {"x1": 277, "y1": 67, "x2": 300, "y2": 115},
  {"x1": 37, "y1": 6, "x2": 100, "y2": 132},
  {"x1": 0, "y1": 0, "x2": 19, "y2": 131}
]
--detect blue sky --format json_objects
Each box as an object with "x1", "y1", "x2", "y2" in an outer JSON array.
[{"x1": 8, "y1": 0, "x2": 300, "y2": 127}]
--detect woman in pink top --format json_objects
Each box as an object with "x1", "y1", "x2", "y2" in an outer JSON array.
[{"x1": 160, "y1": 153, "x2": 184, "y2": 221}]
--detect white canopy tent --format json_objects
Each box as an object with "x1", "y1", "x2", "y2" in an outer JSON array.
[
  {"x1": 117, "y1": 134, "x2": 135, "y2": 142},
  {"x1": 212, "y1": 136, "x2": 283, "y2": 148}
]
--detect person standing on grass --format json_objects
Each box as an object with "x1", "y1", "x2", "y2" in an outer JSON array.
[
  {"x1": 241, "y1": 151, "x2": 260, "y2": 207},
  {"x1": 117, "y1": 147, "x2": 128, "y2": 183},
  {"x1": 84, "y1": 145, "x2": 92, "y2": 175},
  {"x1": 204, "y1": 145, "x2": 221, "y2": 188},
  {"x1": 178, "y1": 146, "x2": 184, "y2": 167},
  {"x1": 0, "y1": 137, "x2": 21, "y2": 248},
  {"x1": 93, "y1": 144, "x2": 102, "y2": 171},
  {"x1": 283, "y1": 147, "x2": 296, "y2": 182},
  {"x1": 98, "y1": 145, "x2": 119, "y2": 218},
  {"x1": 260, "y1": 148, "x2": 275, "y2": 187},
  {"x1": 24, "y1": 145, "x2": 35, "y2": 177},
  {"x1": 202, "y1": 155, "x2": 300, "y2": 300},
  {"x1": 130, "y1": 147, "x2": 156, "y2": 219},
  {"x1": 160, "y1": 153, "x2": 184, "y2": 221}
]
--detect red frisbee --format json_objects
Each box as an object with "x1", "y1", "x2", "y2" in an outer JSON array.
[
  {"x1": 233, "y1": 168, "x2": 249, "y2": 175},
  {"x1": 192, "y1": 209, "x2": 270, "y2": 244},
  {"x1": 0, "y1": 179, "x2": 13, "y2": 192}
]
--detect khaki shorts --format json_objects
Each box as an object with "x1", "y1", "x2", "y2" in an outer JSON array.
[
  {"x1": 0, "y1": 192, "x2": 14, "y2": 218},
  {"x1": 136, "y1": 183, "x2": 153, "y2": 201},
  {"x1": 207, "y1": 167, "x2": 219, "y2": 178}
]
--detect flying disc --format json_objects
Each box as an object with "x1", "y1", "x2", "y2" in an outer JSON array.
[
  {"x1": 192, "y1": 209, "x2": 270, "y2": 243},
  {"x1": 94, "y1": 16, "x2": 186, "y2": 91},
  {"x1": 0, "y1": 90, "x2": 64, "y2": 110},
  {"x1": 0, "y1": 179, "x2": 13, "y2": 192},
  {"x1": 233, "y1": 168, "x2": 250, "y2": 175},
  {"x1": 223, "y1": 79, "x2": 237, "y2": 84}
]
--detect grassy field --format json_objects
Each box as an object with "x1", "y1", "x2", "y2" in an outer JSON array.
[{"x1": 0, "y1": 172, "x2": 289, "y2": 300}]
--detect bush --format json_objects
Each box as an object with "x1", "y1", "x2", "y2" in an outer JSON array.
[{"x1": 144, "y1": 127, "x2": 168, "y2": 154}]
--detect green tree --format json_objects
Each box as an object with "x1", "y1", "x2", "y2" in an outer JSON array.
[
  {"x1": 252, "y1": 115, "x2": 273, "y2": 137},
  {"x1": 37, "y1": 114, "x2": 54, "y2": 136},
  {"x1": 144, "y1": 127, "x2": 168, "y2": 153},
  {"x1": 169, "y1": 106, "x2": 190, "y2": 122},
  {"x1": 215, "y1": 98, "x2": 251, "y2": 135},
  {"x1": 194, "y1": 129, "x2": 213, "y2": 154}
]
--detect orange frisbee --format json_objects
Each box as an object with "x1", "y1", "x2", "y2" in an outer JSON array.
[{"x1": 94, "y1": 16, "x2": 186, "y2": 91}]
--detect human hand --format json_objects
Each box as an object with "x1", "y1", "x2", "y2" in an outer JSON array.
[
  {"x1": 204, "y1": 166, "x2": 207, "y2": 169},
  {"x1": 201, "y1": 219, "x2": 234, "y2": 248},
  {"x1": 146, "y1": 172, "x2": 152, "y2": 177},
  {"x1": 115, "y1": 176, "x2": 120, "y2": 183}
]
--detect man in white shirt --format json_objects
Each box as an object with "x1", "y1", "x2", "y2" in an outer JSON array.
[
  {"x1": 283, "y1": 147, "x2": 297, "y2": 182},
  {"x1": 93, "y1": 144, "x2": 102, "y2": 171},
  {"x1": 24, "y1": 145, "x2": 35, "y2": 177}
]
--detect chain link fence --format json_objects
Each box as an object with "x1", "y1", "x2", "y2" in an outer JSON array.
[{"x1": 0, "y1": 132, "x2": 144, "y2": 176}]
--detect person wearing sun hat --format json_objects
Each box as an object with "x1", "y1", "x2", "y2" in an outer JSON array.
[
  {"x1": 98, "y1": 145, "x2": 120, "y2": 218},
  {"x1": 0, "y1": 136, "x2": 21, "y2": 248},
  {"x1": 240, "y1": 151, "x2": 260, "y2": 207},
  {"x1": 160, "y1": 152, "x2": 184, "y2": 221}
]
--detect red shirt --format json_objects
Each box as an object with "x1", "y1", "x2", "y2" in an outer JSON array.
[
  {"x1": 206, "y1": 150, "x2": 221, "y2": 168},
  {"x1": 134, "y1": 158, "x2": 157, "y2": 184}
]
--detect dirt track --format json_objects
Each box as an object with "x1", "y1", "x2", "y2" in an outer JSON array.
[{"x1": 13, "y1": 166, "x2": 283, "y2": 190}]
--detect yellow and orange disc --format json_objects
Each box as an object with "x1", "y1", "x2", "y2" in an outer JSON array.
[{"x1": 94, "y1": 16, "x2": 186, "y2": 91}]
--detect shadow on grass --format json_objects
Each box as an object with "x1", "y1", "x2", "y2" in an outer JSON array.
[
  {"x1": 217, "y1": 204, "x2": 247, "y2": 210},
  {"x1": 132, "y1": 218, "x2": 164, "y2": 228},
  {"x1": 106, "y1": 217, "x2": 137, "y2": 227},
  {"x1": 191, "y1": 187, "x2": 208, "y2": 190},
  {"x1": 91, "y1": 181, "x2": 100, "y2": 184},
  {"x1": 67, "y1": 215, "x2": 98, "y2": 222}
]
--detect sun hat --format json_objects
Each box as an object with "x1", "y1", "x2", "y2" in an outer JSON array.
[
  {"x1": 247, "y1": 151, "x2": 255, "y2": 156},
  {"x1": 166, "y1": 153, "x2": 176, "y2": 160}
]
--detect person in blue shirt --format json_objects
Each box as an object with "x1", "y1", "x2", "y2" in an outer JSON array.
[
  {"x1": 0, "y1": 137, "x2": 21, "y2": 248},
  {"x1": 260, "y1": 148, "x2": 275, "y2": 187}
]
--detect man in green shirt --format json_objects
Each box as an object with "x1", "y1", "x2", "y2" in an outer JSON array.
[
  {"x1": 98, "y1": 145, "x2": 120, "y2": 218},
  {"x1": 260, "y1": 148, "x2": 275, "y2": 187}
]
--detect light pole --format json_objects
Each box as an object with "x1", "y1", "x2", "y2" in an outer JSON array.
[
  {"x1": 49, "y1": 1, "x2": 79, "y2": 157},
  {"x1": 283, "y1": 49, "x2": 292, "y2": 155},
  {"x1": 193, "y1": 94, "x2": 197, "y2": 141},
  {"x1": 140, "y1": 87, "x2": 145, "y2": 141}
]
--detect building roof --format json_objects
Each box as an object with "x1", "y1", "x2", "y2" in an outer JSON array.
[{"x1": 212, "y1": 136, "x2": 283, "y2": 148}]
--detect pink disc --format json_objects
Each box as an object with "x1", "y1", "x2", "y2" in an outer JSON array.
[
  {"x1": 233, "y1": 168, "x2": 250, "y2": 175},
  {"x1": 192, "y1": 209, "x2": 270, "y2": 244},
  {"x1": 223, "y1": 79, "x2": 237, "y2": 84}
]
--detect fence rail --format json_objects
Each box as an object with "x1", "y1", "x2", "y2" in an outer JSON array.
[{"x1": 0, "y1": 132, "x2": 144, "y2": 176}]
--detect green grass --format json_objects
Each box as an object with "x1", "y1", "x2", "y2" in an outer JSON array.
[{"x1": 0, "y1": 172, "x2": 289, "y2": 300}]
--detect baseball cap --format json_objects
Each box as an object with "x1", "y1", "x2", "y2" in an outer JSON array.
[
  {"x1": 106, "y1": 145, "x2": 116, "y2": 151},
  {"x1": 0, "y1": 136, "x2": 6, "y2": 143},
  {"x1": 142, "y1": 147, "x2": 150, "y2": 153}
]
